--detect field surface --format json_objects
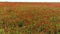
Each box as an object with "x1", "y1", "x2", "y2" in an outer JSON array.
[{"x1": 0, "y1": 2, "x2": 60, "y2": 34}]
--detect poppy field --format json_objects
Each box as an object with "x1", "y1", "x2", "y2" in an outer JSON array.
[{"x1": 0, "y1": 3, "x2": 60, "y2": 34}]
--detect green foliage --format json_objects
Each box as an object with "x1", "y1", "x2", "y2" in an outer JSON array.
[
  {"x1": 50, "y1": 16, "x2": 57, "y2": 22},
  {"x1": 0, "y1": 20, "x2": 3, "y2": 24},
  {"x1": 0, "y1": 29, "x2": 4, "y2": 34},
  {"x1": 17, "y1": 20, "x2": 24, "y2": 27},
  {"x1": 39, "y1": 25, "x2": 45, "y2": 32}
]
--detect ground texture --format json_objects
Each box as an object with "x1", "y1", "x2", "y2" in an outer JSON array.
[{"x1": 0, "y1": 3, "x2": 60, "y2": 34}]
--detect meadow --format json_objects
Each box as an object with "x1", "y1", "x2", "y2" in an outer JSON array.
[{"x1": 0, "y1": 3, "x2": 60, "y2": 34}]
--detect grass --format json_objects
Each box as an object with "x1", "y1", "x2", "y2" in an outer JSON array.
[{"x1": 0, "y1": 3, "x2": 60, "y2": 34}]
